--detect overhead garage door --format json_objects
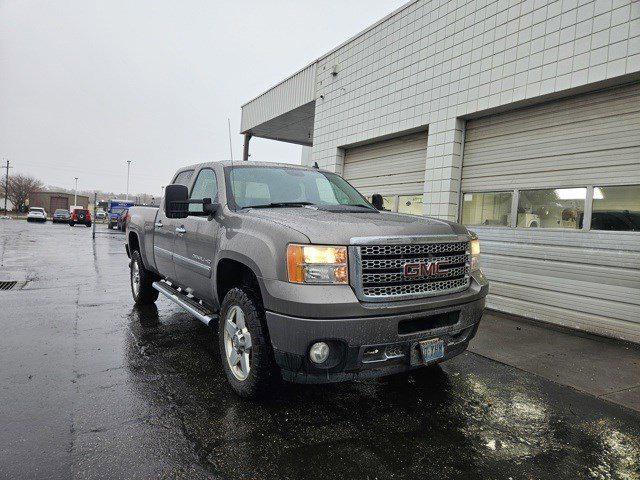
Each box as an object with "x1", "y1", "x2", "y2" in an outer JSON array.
[
  {"x1": 343, "y1": 131, "x2": 427, "y2": 197},
  {"x1": 50, "y1": 196, "x2": 69, "y2": 213},
  {"x1": 461, "y1": 82, "x2": 640, "y2": 343}
]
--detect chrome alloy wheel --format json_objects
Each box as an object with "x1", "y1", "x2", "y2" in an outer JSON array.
[
  {"x1": 131, "y1": 260, "x2": 140, "y2": 297},
  {"x1": 223, "y1": 305, "x2": 252, "y2": 381}
]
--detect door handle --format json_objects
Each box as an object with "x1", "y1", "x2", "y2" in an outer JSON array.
[
  {"x1": 175, "y1": 226, "x2": 186, "y2": 235},
  {"x1": 154, "y1": 221, "x2": 163, "y2": 228}
]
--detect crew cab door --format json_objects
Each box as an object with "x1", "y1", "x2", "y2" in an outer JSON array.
[
  {"x1": 174, "y1": 167, "x2": 220, "y2": 304},
  {"x1": 153, "y1": 204, "x2": 177, "y2": 281},
  {"x1": 153, "y1": 169, "x2": 194, "y2": 282}
]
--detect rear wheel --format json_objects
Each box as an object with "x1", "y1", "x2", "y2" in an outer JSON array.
[
  {"x1": 85, "y1": 222, "x2": 92, "y2": 228},
  {"x1": 69, "y1": 221, "x2": 75, "y2": 227},
  {"x1": 218, "y1": 287, "x2": 277, "y2": 398},
  {"x1": 130, "y1": 250, "x2": 159, "y2": 305}
]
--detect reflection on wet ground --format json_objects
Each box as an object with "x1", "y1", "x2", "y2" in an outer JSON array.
[{"x1": 2, "y1": 222, "x2": 639, "y2": 479}]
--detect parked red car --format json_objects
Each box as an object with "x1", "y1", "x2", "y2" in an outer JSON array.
[
  {"x1": 69, "y1": 208, "x2": 92, "y2": 227},
  {"x1": 116, "y1": 208, "x2": 130, "y2": 231}
]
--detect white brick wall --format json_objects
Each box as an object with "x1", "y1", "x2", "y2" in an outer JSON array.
[{"x1": 310, "y1": 0, "x2": 640, "y2": 219}]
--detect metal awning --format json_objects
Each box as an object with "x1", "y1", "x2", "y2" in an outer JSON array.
[{"x1": 240, "y1": 62, "x2": 316, "y2": 146}]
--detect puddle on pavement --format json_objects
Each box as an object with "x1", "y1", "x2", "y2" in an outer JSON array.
[{"x1": 119, "y1": 304, "x2": 640, "y2": 480}]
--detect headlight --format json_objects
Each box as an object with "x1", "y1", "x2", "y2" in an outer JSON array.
[
  {"x1": 469, "y1": 233, "x2": 480, "y2": 271},
  {"x1": 287, "y1": 244, "x2": 348, "y2": 284}
]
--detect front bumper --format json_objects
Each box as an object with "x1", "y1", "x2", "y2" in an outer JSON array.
[{"x1": 266, "y1": 296, "x2": 485, "y2": 384}]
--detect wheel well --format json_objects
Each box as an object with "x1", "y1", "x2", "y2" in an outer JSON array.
[
  {"x1": 216, "y1": 259, "x2": 261, "y2": 304},
  {"x1": 128, "y1": 232, "x2": 140, "y2": 254}
]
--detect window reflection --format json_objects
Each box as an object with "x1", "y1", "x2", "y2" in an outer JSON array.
[
  {"x1": 517, "y1": 188, "x2": 585, "y2": 229},
  {"x1": 591, "y1": 185, "x2": 640, "y2": 231},
  {"x1": 462, "y1": 192, "x2": 512, "y2": 226}
]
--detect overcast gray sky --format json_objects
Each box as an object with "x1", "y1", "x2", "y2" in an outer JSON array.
[{"x1": 0, "y1": 0, "x2": 407, "y2": 196}]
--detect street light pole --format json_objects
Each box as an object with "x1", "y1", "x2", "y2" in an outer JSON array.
[
  {"x1": 74, "y1": 177, "x2": 78, "y2": 207},
  {"x1": 3, "y1": 159, "x2": 10, "y2": 215},
  {"x1": 126, "y1": 160, "x2": 131, "y2": 201}
]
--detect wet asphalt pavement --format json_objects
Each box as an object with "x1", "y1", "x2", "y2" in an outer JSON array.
[{"x1": 1, "y1": 220, "x2": 639, "y2": 480}]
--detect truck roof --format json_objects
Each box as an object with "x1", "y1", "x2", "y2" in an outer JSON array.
[{"x1": 179, "y1": 160, "x2": 327, "y2": 172}]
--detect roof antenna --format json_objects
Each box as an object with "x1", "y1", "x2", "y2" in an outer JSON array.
[
  {"x1": 227, "y1": 118, "x2": 234, "y2": 165},
  {"x1": 313, "y1": 161, "x2": 319, "y2": 169}
]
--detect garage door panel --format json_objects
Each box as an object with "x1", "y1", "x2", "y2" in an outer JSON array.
[
  {"x1": 462, "y1": 83, "x2": 640, "y2": 342},
  {"x1": 481, "y1": 240, "x2": 640, "y2": 269},
  {"x1": 471, "y1": 227, "x2": 640, "y2": 252},
  {"x1": 489, "y1": 281, "x2": 640, "y2": 322},
  {"x1": 462, "y1": 147, "x2": 640, "y2": 174},
  {"x1": 465, "y1": 112, "x2": 640, "y2": 153},
  {"x1": 483, "y1": 262, "x2": 640, "y2": 304},
  {"x1": 487, "y1": 294, "x2": 640, "y2": 343},
  {"x1": 466, "y1": 84, "x2": 640, "y2": 141},
  {"x1": 344, "y1": 131, "x2": 427, "y2": 198},
  {"x1": 462, "y1": 164, "x2": 640, "y2": 191}
]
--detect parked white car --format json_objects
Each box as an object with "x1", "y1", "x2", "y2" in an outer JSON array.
[{"x1": 27, "y1": 207, "x2": 47, "y2": 223}]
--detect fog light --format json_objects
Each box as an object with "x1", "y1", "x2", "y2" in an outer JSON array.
[{"x1": 309, "y1": 342, "x2": 330, "y2": 364}]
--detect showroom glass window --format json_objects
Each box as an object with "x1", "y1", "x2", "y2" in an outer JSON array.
[
  {"x1": 189, "y1": 169, "x2": 218, "y2": 213},
  {"x1": 517, "y1": 188, "x2": 585, "y2": 229},
  {"x1": 591, "y1": 185, "x2": 640, "y2": 231},
  {"x1": 462, "y1": 192, "x2": 512, "y2": 226},
  {"x1": 397, "y1": 195, "x2": 424, "y2": 215}
]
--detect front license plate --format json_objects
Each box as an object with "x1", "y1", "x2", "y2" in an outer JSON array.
[{"x1": 419, "y1": 338, "x2": 445, "y2": 364}]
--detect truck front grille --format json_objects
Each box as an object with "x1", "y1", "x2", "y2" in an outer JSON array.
[{"x1": 352, "y1": 240, "x2": 471, "y2": 302}]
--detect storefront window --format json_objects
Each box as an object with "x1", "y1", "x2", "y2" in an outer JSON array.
[
  {"x1": 591, "y1": 185, "x2": 640, "y2": 231},
  {"x1": 461, "y1": 192, "x2": 512, "y2": 226},
  {"x1": 517, "y1": 188, "x2": 585, "y2": 229},
  {"x1": 398, "y1": 195, "x2": 423, "y2": 216}
]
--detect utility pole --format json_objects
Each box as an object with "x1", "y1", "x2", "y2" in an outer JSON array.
[
  {"x1": 74, "y1": 177, "x2": 79, "y2": 207},
  {"x1": 3, "y1": 159, "x2": 10, "y2": 215},
  {"x1": 126, "y1": 160, "x2": 131, "y2": 201}
]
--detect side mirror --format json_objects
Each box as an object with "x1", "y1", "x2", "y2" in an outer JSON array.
[
  {"x1": 164, "y1": 184, "x2": 189, "y2": 219},
  {"x1": 371, "y1": 193, "x2": 384, "y2": 210},
  {"x1": 201, "y1": 198, "x2": 219, "y2": 215}
]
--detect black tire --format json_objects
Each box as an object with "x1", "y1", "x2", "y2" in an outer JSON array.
[
  {"x1": 85, "y1": 222, "x2": 91, "y2": 227},
  {"x1": 69, "y1": 221, "x2": 75, "y2": 227},
  {"x1": 218, "y1": 287, "x2": 278, "y2": 398},
  {"x1": 130, "y1": 250, "x2": 159, "y2": 305}
]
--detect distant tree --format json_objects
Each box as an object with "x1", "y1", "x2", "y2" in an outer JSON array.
[{"x1": 6, "y1": 174, "x2": 43, "y2": 210}]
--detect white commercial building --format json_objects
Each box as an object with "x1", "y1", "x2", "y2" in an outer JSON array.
[{"x1": 241, "y1": 0, "x2": 640, "y2": 343}]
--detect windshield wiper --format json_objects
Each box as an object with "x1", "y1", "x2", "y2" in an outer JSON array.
[{"x1": 243, "y1": 201, "x2": 316, "y2": 209}]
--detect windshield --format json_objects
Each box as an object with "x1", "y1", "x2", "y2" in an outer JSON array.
[
  {"x1": 54, "y1": 209, "x2": 68, "y2": 214},
  {"x1": 227, "y1": 166, "x2": 372, "y2": 210},
  {"x1": 30, "y1": 208, "x2": 44, "y2": 213}
]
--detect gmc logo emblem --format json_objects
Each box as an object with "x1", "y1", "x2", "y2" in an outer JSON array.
[{"x1": 403, "y1": 261, "x2": 441, "y2": 278}]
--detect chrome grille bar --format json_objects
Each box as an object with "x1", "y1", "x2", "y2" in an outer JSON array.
[{"x1": 350, "y1": 238, "x2": 472, "y2": 302}]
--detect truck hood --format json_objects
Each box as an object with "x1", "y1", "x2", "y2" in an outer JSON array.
[{"x1": 242, "y1": 207, "x2": 468, "y2": 244}]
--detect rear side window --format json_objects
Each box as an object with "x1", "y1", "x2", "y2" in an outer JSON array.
[
  {"x1": 189, "y1": 169, "x2": 218, "y2": 213},
  {"x1": 172, "y1": 170, "x2": 194, "y2": 186}
]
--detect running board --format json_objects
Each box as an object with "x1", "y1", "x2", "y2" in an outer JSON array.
[{"x1": 152, "y1": 281, "x2": 218, "y2": 326}]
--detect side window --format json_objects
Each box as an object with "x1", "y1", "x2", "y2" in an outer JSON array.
[
  {"x1": 172, "y1": 170, "x2": 194, "y2": 186},
  {"x1": 189, "y1": 169, "x2": 218, "y2": 213}
]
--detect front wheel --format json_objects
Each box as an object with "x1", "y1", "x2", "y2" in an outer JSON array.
[
  {"x1": 69, "y1": 221, "x2": 75, "y2": 227},
  {"x1": 130, "y1": 250, "x2": 159, "y2": 305},
  {"x1": 85, "y1": 222, "x2": 92, "y2": 228},
  {"x1": 218, "y1": 287, "x2": 277, "y2": 398}
]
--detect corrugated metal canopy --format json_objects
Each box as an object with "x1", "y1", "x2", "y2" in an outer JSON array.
[{"x1": 240, "y1": 63, "x2": 316, "y2": 146}]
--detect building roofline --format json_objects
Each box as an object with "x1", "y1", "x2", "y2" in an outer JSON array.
[
  {"x1": 33, "y1": 190, "x2": 90, "y2": 198},
  {"x1": 241, "y1": 0, "x2": 418, "y2": 108}
]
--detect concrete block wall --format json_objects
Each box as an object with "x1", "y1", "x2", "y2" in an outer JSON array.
[{"x1": 310, "y1": 0, "x2": 640, "y2": 219}]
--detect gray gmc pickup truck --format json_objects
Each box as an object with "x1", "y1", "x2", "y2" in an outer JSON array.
[{"x1": 126, "y1": 161, "x2": 488, "y2": 397}]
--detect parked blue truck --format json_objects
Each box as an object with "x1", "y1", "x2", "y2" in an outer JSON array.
[{"x1": 107, "y1": 199, "x2": 134, "y2": 229}]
